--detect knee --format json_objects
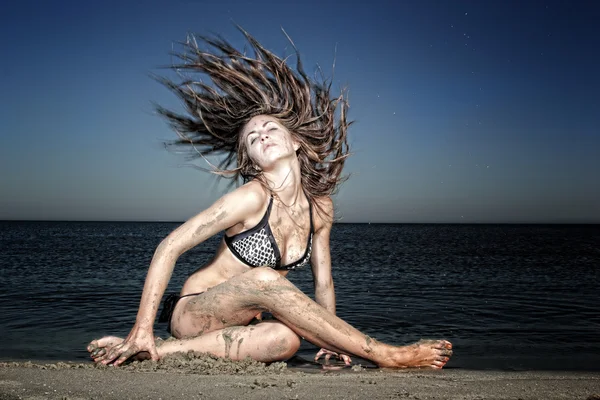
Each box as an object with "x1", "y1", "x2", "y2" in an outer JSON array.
[
  {"x1": 246, "y1": 266, "x2": 281, "y2": 283},
  {"x1": 264, "y1": 324, "x2": 301, "y2": 361}
]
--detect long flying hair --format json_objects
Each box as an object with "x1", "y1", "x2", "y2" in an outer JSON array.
[{"x1": 154, "y1": 27, "x2": 351, "y2": 216}]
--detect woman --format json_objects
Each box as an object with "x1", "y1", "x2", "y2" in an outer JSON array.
[{"x1": 88, "y1": 29, "x2": 452, "y2": 369}]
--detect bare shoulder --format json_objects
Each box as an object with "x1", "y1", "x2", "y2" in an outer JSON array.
[
  {"x1": 218, "y1": 180, "x2": 269, "y2": 221},
  {"x1": 312, "y1": 196, "x2": 334, "y2": 233},
  {"x1": 217, "y1": 180, "x2": 270, "y2": 231},
  {"x1": 225, "y1": 180, "x2": 268, "y2": 210}
]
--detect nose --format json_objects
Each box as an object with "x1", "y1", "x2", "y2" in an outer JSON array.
[{"x1": 260, "y1": 131, "x2": 269, "y2": 141}]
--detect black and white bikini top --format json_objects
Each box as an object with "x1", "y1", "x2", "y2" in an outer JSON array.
[{"x1": 224, "y1": 196, "x2": 313, "y2": 270}]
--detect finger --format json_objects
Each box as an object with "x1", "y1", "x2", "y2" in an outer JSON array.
[
  {"x1": 102, "y1": 344, "x2": 125, "y2": 365},
  {"x1": 91, "y1": 347, "x2": 109, "y2": 362},
  {"x1": 315, "y1": 350, "x2": 324, "y2": 360},
  {"x1": 112, "y1": 347, "x2": 137, "y2": 367},
  {"x1": 113, "y1": 353, "x2": 131, "y2": 367},
  {"x1": 325, "y1": 353, "x2": 331, "y2": 362},
  {"x1": 342, "y1": 355, "x2": 352, "y2": 365},
  {"x1": 91, "y1": 348, "x2": 106, "y2": 358},
  {"x1": 149, "y1": 348, "x2": 160, "y2": 361},
  {"x1": 94, "y1": 353, "x2": 111, "y2": 364}
]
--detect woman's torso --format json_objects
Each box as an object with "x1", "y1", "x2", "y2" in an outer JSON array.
[{"x1": 180, "y1": 185, "x2": 317, "y2": 295}]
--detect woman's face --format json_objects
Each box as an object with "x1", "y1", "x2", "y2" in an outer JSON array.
[{"x1": 240, "y1": 115, "x2": 299, "y2": 171}]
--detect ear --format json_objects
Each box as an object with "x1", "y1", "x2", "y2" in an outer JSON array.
[{"x1": 292, "y1": 138, "x2": 300, "y2": 152}]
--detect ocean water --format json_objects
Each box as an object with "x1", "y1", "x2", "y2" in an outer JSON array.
[{"x1": 0, "y1": 221, "x2": 598, "y2": 371}]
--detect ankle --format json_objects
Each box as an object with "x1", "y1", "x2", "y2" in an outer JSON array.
[{"x1": 362, "y1": 336, "x2": 392, "y2": 364}]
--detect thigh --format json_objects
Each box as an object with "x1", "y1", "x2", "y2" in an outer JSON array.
[{"x1": 170, "y1": 275, "x2": 263, "y2": 339}]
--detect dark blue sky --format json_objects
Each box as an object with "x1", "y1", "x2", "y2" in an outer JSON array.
[{"x1": 1, "y1": 0, "x2": 598, "y2": 223}]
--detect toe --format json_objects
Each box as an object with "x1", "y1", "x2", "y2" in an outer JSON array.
[
  {"x1": 87, "y1": 340, "x2": 99, "y2": 352},
  {"x1": 433, "y1": 340, "x2": 452, "y2": 350},
  {"x1": 95, "y1": 337, "x2": 110, "y2": 347},
  {"x1": 97, "y1": 336, "x2": 123, "y2": 348},
  {"x1": 440, "y1": 348, "x2": 453, "y2": 357}
]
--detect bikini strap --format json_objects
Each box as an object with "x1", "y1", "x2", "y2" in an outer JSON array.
[{"x1": 266, "y1": 195, "x2": 274, "y2": 216}]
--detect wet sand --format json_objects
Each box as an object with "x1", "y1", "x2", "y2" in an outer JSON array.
[{"x1": 1, "y1": 354, "x2": 599, "y2": 400}]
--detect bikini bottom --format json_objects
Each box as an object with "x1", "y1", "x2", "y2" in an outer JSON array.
[{"x1": 158, "y1": 292, "x2": 203, "y2": 334}]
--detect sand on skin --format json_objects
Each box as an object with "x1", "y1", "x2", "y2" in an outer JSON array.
[{"x1": 0, "y1": 353, "x2": 599, "y2": 400}]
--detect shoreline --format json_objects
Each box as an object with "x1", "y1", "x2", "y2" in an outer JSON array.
[{"x1": 1, "y1": 357, "x2": 599, "y2": 400}]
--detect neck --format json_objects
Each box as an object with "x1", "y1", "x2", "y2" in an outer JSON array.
[{"x1": 262, "y1": 159, "x2": 303, "y2": 205}]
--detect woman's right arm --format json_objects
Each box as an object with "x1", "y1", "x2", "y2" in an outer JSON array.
[{"x1": 101, "y1": 184, "x2": 264, "y2": 366}]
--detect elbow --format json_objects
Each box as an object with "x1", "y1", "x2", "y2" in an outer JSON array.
[{"x1": 316, "y1": 278, "x2": 334, "y2": 292}]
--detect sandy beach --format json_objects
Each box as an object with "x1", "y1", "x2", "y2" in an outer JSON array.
[{"x1": 1, "y1": 356, "x2": 598, "y2": 400}]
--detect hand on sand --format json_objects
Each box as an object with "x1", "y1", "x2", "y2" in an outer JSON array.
[
  {"x1": 87, "y1": 327, "x2": 159, "y2": 366},
  {"x1": 315, "y1": 348, "x2": 352, "y2": 366}
]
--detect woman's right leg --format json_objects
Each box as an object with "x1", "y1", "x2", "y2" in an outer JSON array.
[
  {"x1": 89, "y1": 320, "x2": 301, "y2": 363},
  {"x1": 173, "y1": 267, "x2": 452, "y2": 369}
]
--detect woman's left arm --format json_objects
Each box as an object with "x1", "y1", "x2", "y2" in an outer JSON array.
[
  {"x1": 311, "y1": 221, "x2": 336, "y2": 314},
  {"x1": 310, "y1": 198, "x2": 352, "y2": 365}
]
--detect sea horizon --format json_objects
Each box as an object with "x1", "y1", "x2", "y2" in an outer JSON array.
[{"x1": 1, "y1": 219, "x2": 598, "y2": 225}]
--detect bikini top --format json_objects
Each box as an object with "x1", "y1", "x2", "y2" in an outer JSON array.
[{"x1": 224, "y1": 197, "x2": 313, "y2": 270}]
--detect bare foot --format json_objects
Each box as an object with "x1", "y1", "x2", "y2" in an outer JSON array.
[
  {"x1": 87, "y1": 336, "x2": 124, "y2": 363},
  {"x1": 380, "y1": 339, "x2": 453, "y2": 369},
  {"x1": 87, "y1": 336, "x2": 154, "y2": 364}
]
